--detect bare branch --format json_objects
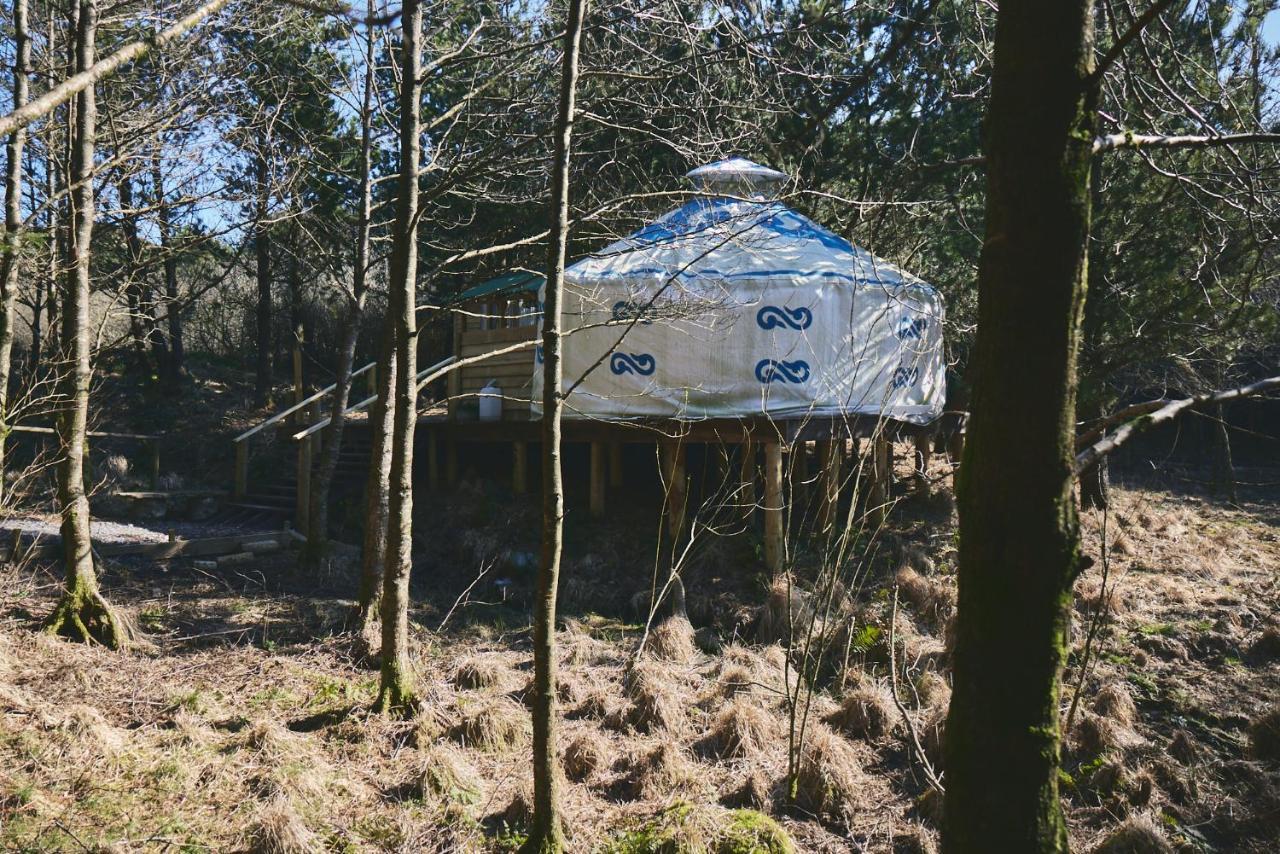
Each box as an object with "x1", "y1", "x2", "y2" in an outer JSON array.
[{"x1": 1074, "y1": 376, "x2": 1280, "y2": 475}]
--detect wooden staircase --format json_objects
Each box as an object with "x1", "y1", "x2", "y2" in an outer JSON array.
[{"x1": 229, "y1": 356, "x2": 453, "y2": 536}]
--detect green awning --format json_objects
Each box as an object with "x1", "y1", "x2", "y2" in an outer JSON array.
[{"x1": 455, "y1": 270, "x2": 544, "y2": 303}]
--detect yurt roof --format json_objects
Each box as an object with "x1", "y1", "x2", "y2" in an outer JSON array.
[{"x1": 566, "y1": 161, "x2": 934, "y2": 292}]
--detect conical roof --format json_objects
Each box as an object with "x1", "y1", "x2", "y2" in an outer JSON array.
[{"x1": 566, "y1": 194, "x2": 930, "y2": 291}]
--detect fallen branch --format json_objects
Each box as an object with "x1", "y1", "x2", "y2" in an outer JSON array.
[{"x1": 1074, "y1": 376, "x2": 1280, "y2": 475}]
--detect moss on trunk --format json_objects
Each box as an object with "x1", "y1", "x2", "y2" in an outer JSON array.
[{"x1": 943, "y1": 0, "x2": 1096, "y2": 851}]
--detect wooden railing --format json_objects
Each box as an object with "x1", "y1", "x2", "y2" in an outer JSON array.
[
  {"x1": 231, "y1": 355, "x2": 457, "y2": 502},
  {"x1": 232, "y1": 361, "x2": 376, "y2": 499},
  {"x1": 9, "y1": 425, "x2": 163, "y2": 489}
]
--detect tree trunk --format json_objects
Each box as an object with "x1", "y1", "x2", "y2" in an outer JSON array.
[
  {"x1": 374, "y1": 0, "x2": 422, "y2": 714},
  {"x1": 44, "y1": 0, "x2": 127, "y2": 649},
  {"x1": 303, "y1": 18, "x2": 376, "y2": 572},
  {"x1": 153, "y1": 153, "x2": 183, "y2": 389},
  {"x1": 253, "y1": 149, "x2": 272, "y2": 407},
  {"x1": 0, "y1": 0, "x2": 30, "y2": 508},
  {"x1": 944, "y1": 1, "x2": 1094, "y2": 851},
  {"x1": 356, "y1": 333, "x2": 395, "y2": 658},
  {"x1": 1210, "y1": 402, "x2": 1236, "y2": 502},
  {"x1": 118, "y1": 176, "x2": 167, "y2": 376},
  {"x1": 522, "y1": 0, "x2": 586, "y2": 849},
  {"x1": 1078, "y1": 456, "x2": 1109, "y2": 511}
]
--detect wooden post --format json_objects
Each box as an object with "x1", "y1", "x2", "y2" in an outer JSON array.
[
  {"x1": 788, "y1": 440, "x2": 809, "y2": 509},
  {"x1": 447, "y1": 310, "x2": 463, "y2": 418},
  {"x1": 589, "y1": 442, "x2": 605, "y2": 518},
  {"x1": 427, "y1": 430, "x2": 440, "y2": 491},
  {"x1": 948, "y1": 427, "x2": 965, "y2": 487},
  {"x1": 308, "y1": 401, "x2": 322, "y2": 456},
  {"x1": 512, "y1": 440, "x2": 527, "y2": 494},
  {"x1": 296, "y1": 437, "x2": 312, "y2": 539},
  {"x1": 149, "y1": 438, "x2": 160, "y2": 491},
  {"x1": 291, "y1": 337, "x2": 304, "y2": 427},
  {"x1": 368, "y1": 362, "x2": 378, "y2": 400},
  {"x1": 763, "y1": 441, "x2": 784, "y2": 573},
  {"x1": 608, "y1": 442, "x2": 623, "y2": 489},
  {"x1": 817, "y1": 439, "x2": 842, "y2": 533},
  {"x1": 869, "y1": 434, "x2": 892, "y2": 525},
  {"x1": 234, "y1": 441, "x2": 248, "y2": 499},
  {"x1": 739, "y1": 436, "x2": 756, "y2": 523},
  {"x1": 446, "y1": 439, "x2": 458, "y2": 488},
  {"x1": 913, "y1": 432, "x2": 933, "y2": 494},
  {"x1": 659, "y1": 440, "x2": 687, "y2": 541}
]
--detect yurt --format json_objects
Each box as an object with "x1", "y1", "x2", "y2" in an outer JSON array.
[{"x1": 532, "y1": 158, "x2": 945, "y2": 426}]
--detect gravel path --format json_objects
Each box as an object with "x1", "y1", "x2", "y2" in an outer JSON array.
[{"x1": 1, "y1": 513, "x2": 274, "y2": 544}]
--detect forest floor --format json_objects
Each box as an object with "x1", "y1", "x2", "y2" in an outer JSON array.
[{"x1": 0, "y1": 455, "x2": 1278, "y2": 853}]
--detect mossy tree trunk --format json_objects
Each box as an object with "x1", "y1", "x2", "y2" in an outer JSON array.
[
  {"x1": 45, "y1": 0, "x2": 127, "y2": 650},
  {"x1": 0, "y1": 0, "x2": 29, "y2": 509},
  {"x1": 522, "y1": 0, "x2": 587, "y2": 849},
  {"x1": 375, "y1": 0, "x2": 422, "y2": 714},
  {"x1": 303, "y1": 14, "x2": 377, "y2": 572},
  {"x1": 944, "y1": 1, "x2": 1095, "y2": 851}
]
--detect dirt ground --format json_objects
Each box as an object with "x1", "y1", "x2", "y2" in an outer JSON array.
[{"x1": 0, "y1": 455, "x2": 1277, "y2": 853}]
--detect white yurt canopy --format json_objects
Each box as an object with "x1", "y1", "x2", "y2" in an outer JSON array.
[{"x1": 531, "y1": 159, "x2": 945, "y2": 424}]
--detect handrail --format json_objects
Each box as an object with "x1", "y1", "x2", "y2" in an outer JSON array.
[
  {"x1": 11, "y1": 425, "x2": 158, "y2": 441},
  {"x1": 233, "y1": 361, "x2": 376, "y2": 444},
  {"x1": 289, "y1": 355, "x2": 457, "y2": 441}
]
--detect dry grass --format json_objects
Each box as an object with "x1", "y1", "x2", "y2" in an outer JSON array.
[
  {"x1": 894, "y1": 566, "x2": 954, "y2": 625},
  {"x1": 246, "y1": 795, "x2": 317, "y2": 854},
  {"x1": 698, "y1": 699, "x2": 781, "y2": 760},
  {"x1": 620, "y1": 660, "x2": 686, "y2": 733},
  {"x1": 643, "y1": 616, "x2": 698, "y2": 664},
  {"x1": 452, "y1": 655, "x2": 508, "y2": 690},
  {"x1": 449, "y1": 698, "x2": 530, "y2": 752},
  {"x1": 792, "y1": 725, "x2": 871, "y2": 825},
  {"x1": 826, "y1": 683, "x2": 901, "y2": 741},
  {"x1": 1074, "y1": 712, "x2": 1144, "y2": 757},
  {"x1": 756, "y1": 575, "x2": 813, "y2": 645},
  {"x1": 1093, "y1": 813, "x2": 1174, "y2": 854},
  {"x1": 614, "y1": 741, "x2": 703, "y2": 802},
  {"x1": 1248, "y1": 707, "x2": 1280, "y2": 761},
  {"x1": 564, "y1": 731, "x2": 608, "y2": 782},
  {"x1": 916, "y1": 670, "x2": 951, "y2": 710},
  {"x1": 417, "y1": 742, "x2": 485, "y2": 807},
  {"x1": 1092, "y1": 683, "x2": 1138, "y2": 728}
]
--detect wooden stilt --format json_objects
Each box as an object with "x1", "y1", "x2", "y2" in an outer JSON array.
[
  {"x1": 913, "y1": 432, "x2": 933, "y2": 494},
  {"x1": 512, "y1": 441, "x2": 527, "y2": 494},
  {"x1": 763, "y1": 441, "x2": 784, "y2": 573},
  {"x1": 658, "y1": 439, "x2": 689, "y2": 617},
  {"x1": 817, "y1": 439, "x2": 842, "y2": 533},
  {"x1": 869, "y1": 434, "x2": 892, "y2": 524},
  {"x1": 788, "y1": 440, "x2": 810, "y2": 508},
  {"x1": 739, "y1": 437, "x2": 756, "y2": 523},
  {"x1": 659, "y1": 441, "x2": 687, "y2": 539},
  {"x1": 589, "y1": 442, "x2": 606, "y2": 518},
  {"x1": 608, "y1": 442, "x2": 623, "y2": 489}
]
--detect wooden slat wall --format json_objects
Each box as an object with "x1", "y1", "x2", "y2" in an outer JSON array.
[{"x1": 454, "y1": 325, "x2": 537, "y2": 417}]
